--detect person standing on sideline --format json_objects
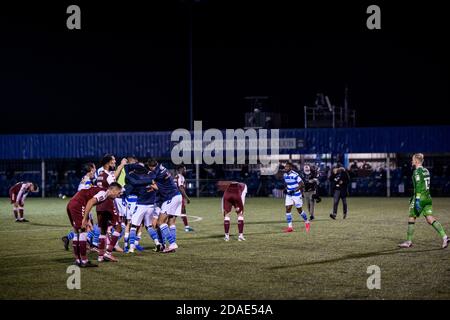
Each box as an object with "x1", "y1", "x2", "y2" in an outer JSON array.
[
  {"x1": 300, "y1": 164, "x2": 320, "y2": 220},
  {"x1": 329, "y1": 166, "x2": 350, "y2": 219}
]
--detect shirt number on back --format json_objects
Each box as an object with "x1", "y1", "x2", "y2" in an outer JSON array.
[{"x1": 424, "y1": 177, "x2": 430, "y2": 190}]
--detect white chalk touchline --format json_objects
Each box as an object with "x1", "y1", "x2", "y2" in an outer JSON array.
[{"x1": 187, "y1": 215, "x2": 203, "y2": 222}]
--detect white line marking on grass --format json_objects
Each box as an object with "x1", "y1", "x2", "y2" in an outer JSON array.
[{"x1": 187, "y1": 215, "x2": 203, "y2": 222}]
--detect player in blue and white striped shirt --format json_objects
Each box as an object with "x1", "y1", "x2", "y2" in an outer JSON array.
[{"x1": 282, "y1": 162, "x2": 311, "y2": 233}]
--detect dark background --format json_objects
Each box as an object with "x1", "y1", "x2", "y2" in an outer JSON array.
[{"x1": 0, "y1": 0, "x2": 448, "y2": 133}]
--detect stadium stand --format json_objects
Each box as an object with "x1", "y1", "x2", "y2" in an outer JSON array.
[{"x1": 1, "y1": 126, "x2": 449, "y2": 197}]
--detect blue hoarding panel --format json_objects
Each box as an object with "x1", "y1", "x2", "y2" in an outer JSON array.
[{"x1": 1, "y1": 126, "x2": 449, "y2": 160}]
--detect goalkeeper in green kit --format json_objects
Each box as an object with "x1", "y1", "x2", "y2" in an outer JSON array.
[{"x1": 399, "y1": 153, "x2": 449, "y2": 249}]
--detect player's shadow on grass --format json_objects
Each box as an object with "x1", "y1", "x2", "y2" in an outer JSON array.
[
  {"x1": 53, "y1": 257, "x2": 77, "y2": 264},
  {"x1": 268, "y1": 247, "x2": 443, "y2": 270},
  {"x1": 181, "y1": 234, "x2": 230, "y2": 241},
  {"x1": 245, "y1": 220, "x2": 286, "y2": 225},
  {"x1": 29, "y1": 222, "x2": 68, "y2": 228},
  {"x1": 246, "y1": 218, "x2": 330, "y2": 225},
  {"x1": 181, "y1": 231, "x2": 283, "y2": 241}
]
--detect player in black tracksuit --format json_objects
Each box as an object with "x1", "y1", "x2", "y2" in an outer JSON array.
[{"x1": 329, "y1": 167, "x2": 350, "y2": 219}]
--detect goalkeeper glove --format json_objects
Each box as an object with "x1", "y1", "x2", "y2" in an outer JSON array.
[{"x1": 415, "y1": 199, "x2": 422, "y2": 212}]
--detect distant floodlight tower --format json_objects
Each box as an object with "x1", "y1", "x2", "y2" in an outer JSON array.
[
  {"x1": 304, "y1": 88, "x2": 356, "y2": 128},
  {"x1": 244, "y1": 96, "x2": 281, "y2": 129}
]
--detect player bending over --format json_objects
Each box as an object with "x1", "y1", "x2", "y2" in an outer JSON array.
[
  {"x1": 66, "y1": 183, "x2": 122, "y2": 267},
  {"x1": 62, "y1": 162, "x2": 96, "y2": 250},
  {"x1": 282, "y1": 162, "x2": 310, "y2": 233},
  {"x1": 218, "y1": 181, "x2": 248, "y2": 241},
  {"x1": 399, "y1": 154, "x2": 449, "y2": 249},
  {"x1": 9, "y1": 181, "x2": 39, "y2": 222}
]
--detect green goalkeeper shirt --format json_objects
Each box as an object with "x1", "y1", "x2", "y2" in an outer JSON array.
[{"x1": 412, "y1": 166, "x2": 432, "y2": 203}]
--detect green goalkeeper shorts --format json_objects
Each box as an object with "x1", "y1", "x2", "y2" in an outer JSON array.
[{"x1": 409, "y1": 201, "x2": 433, "y2": 218}]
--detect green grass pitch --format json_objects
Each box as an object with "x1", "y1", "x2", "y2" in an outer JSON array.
[{"x1": 1, "y1": 197, "x2": 449, "y2": 300}]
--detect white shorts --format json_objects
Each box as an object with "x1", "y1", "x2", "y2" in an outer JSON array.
[
  {"x1": 285, "y1": 194, "x2": 303, "y2": 208},
  {"x1": 144, "y1": 206, "x2": 160, "y2": 227},
  {"x1": 131, "y1": 204, "x2": 160, "y2": 227},
  {"x1": 161, "y1": 194, "x2": 183, "y2": 217},
  {"x1": 126, "y1": 197, "x2": 138, "y2": 220},
  {"x1": 114, "y1": 198, "x2": 127, "y2": 217}
]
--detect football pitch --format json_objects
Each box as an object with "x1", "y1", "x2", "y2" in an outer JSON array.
[{"x1": 1, "y1": 197, "x2": 449, "y2": 300}]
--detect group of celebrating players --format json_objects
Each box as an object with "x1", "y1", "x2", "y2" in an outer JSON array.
[
  {"x1": 8, "y1": 154, "x2": 249, "y2": 268},
  {"x1": 60, "y1": 154, "x2": 249, "y2": 267},
  {"x1": 60, "y1": 155, "x2": 197, "y2": 267},
  {"x1": 7, "y1": 152, "x2": 448, "y2": 268}
]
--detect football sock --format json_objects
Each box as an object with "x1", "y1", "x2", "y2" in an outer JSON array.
[
  {"x1": 181, "y1": 214, "x2": 189, "y2": 227},
  {"x1": 107, "y1": 231, "x2": 120, "y2": 253},
  {"x1": 156, "y1": 227, "x2": 164, "y2": 245},
  {"x1": 160, "y1": 223, "x2": 175, "y2": 245},
  {"x1": 18, "y1": 208, "x2": 24, "y2": 220},
  {"x1": 72, "y1": 234, "x2": 80, "y2": 263},
  {"x1": 237, "y1": 216, "x2": 244, "y2": 235},
  {"x1": 286, "y1": 213, "x2": 293, "y2": 228},
  {"x1": 98, "y1": 235, "x2": 107, "y2": 259},
  {"x1": 224, "y1": 216, "x2": 231, "y2": 235},
  {"x1": 87, "y1": 230, "x2": 94, "y2": 243},
  {"x1": 147, "y1": 226, "x2": 160, "y2": 244},
  {"x1": 135, "y1": 232, "x2": 142, "y2": 246},
  {"x1": 129, "y1": 227, "x2": 137, "y2": 248},
  {"x1": 93, "y1": 225, "x2": 100, "y2": 246},
  {"x1": 78, "y1": 232, "x2": 88, "y2": 262},
  {"x1": 13, "y1": 208, "x2": 18, "y2": 220},
  {"x1": 300, "y1": 211, "x2": 308, "y2": 222},
  {"x1": 124, "y1": 232, "x2": 130, "y2": 249},
  {"x1": 169, "y1": 225, "x2": 177, "y2": 243},
  {"x1": 67, "y1": 231, "x2": 75, "y2": 241},
  {"x1": 407, "y1": 222, "x2": 415, "y2": 241},
  {"x1": 431, "y1": 220, "x2": 447, "y2": 238}
]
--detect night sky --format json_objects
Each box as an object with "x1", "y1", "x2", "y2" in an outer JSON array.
[{"x1": 0, "y1": 0, "x2": 448, "y2": 133}]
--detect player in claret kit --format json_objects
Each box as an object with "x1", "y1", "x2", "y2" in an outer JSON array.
[
  {"x1": 95, "y1": 154, "x2": 127, "y2": 262},
  {"x1": 62, "y1": 163, "x2": 97, "y2": 251},
  {"x1": 218, "y1": 181, "x2": 247, "y2": 241},
  {"x1": 66, "y1": 183, "x2": 123, "y2": 267},
  {"x1": 399, "y1": 153, "x2": 449, "y2": 249},
  {"x1": 282, "y1": 162, "x2": 310, "y2": 233},
  {"x1": 9, "y1": 181, "x2": 39, "y2": 222},
  {"x1": 174, "y1": 165, "x2": 194, "y2": 232}
]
